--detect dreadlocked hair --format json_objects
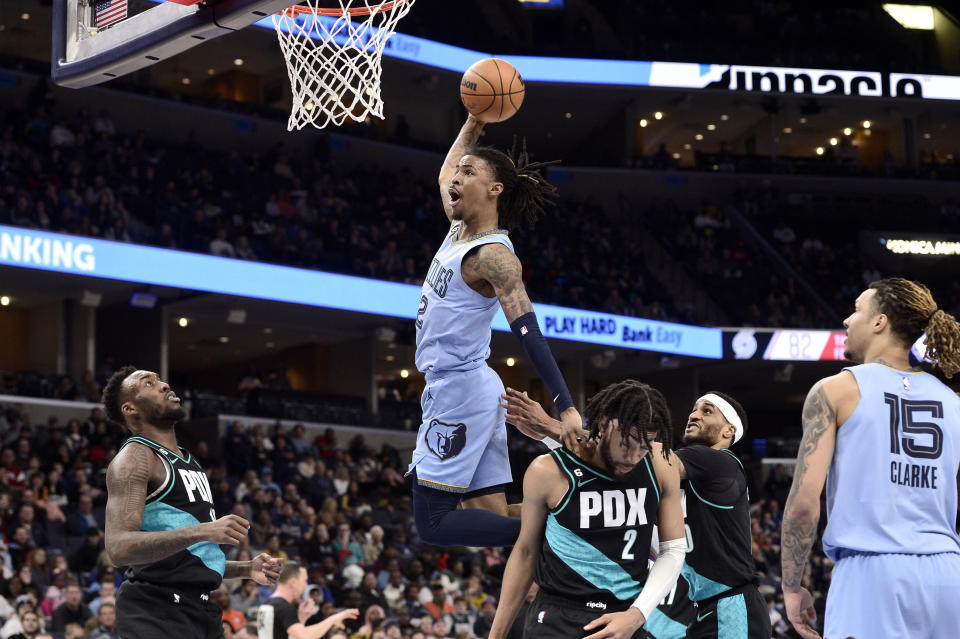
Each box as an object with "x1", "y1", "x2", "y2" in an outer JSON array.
[
  {"x1": 466, "y1": 137, "x2": 560, "y2": 229},
  {"x1": 102, "y1": 365, "x2": 138, "y2": 428},
  {"x1": 870, "y1": 278, "x2": 960, "y2": 378},
  {"x1": 583, "y1": 379, "x2": 673, "y2": 459}
]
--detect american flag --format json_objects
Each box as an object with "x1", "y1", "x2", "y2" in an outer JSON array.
[{"x1": 95, "y1": 0, "x2": 127, "y2": 29}]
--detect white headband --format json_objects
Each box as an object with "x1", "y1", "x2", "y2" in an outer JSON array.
[{"x1": 698, "y1": 393, "x2": 744, "y2": 444}]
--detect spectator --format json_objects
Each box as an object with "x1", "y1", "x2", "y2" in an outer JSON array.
[
  {"x1": 87, "y1": 602, "x2": 119, "y2": 639},
  {"x1": 6, "y1": 608, "x2": 41, "y2": 639},
  {"x1": 1, "y1": 597, "x2": 35, "y2": 639},
  {"x1": 50, "y1": 584, "x2": 92, "y2": 632},
  {"x1": 213, "y1": 587, "x2": 246, "y2": 634},
  {"x1": 472, "y1": 597, "x2": 496, "y2": 639},
  {"x1": 87, "y1": 577, "x2": 116, "y2": 616}
]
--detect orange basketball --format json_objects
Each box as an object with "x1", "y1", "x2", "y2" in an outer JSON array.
[{"x1": 459, "y1": 58, "x2": 525, "y2": 123}]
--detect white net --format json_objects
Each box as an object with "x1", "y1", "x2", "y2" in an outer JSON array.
[{"x1": 272, "y1": 0, "x2": 415, "y2": 131}]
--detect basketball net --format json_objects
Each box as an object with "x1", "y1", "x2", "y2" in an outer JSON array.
[{"x1": 272, "y1": 0, "x2": 415, "y2": 131}]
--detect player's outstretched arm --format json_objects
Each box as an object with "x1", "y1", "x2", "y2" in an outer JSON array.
[
  {"x1": 438, "y1": 115, "x2": 485, "y2": 221},
  {"x1": 288, "y1": 607, "x2": 360, "y2": 639},
  {"x1": 487, "y1": 455, "x2": 556, "y2": 639},
  {"x1": 781, "y1": 374, "x2": 846, "y2": 639},
  {"x1": 105, "y1": 444, "x2": 250, "y2": 567},
  {"x1": 583, "y1": 451, "x2": 685, "y2": 639},
  {"x1": 465, "y1": 243, "x2": 583, "y2": 447}
]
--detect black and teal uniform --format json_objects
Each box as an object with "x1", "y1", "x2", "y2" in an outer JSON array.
[
  {"x1": 676, "y1": 445, "x2": 770, "y2": 639},
  {"x1": 115, "y1": 436, "x2": 226, "y2": 639},
  {"x1": 527, "y1": 448, "x2": 661, "y2": 639}
]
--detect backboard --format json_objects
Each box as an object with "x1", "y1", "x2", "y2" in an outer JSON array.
[{"x1": 51, "y1": 0, "x2": 295, "y2": 88}]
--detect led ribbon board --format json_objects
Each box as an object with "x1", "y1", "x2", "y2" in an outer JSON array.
[
  {"x1": 0, "y1": 225, "x2": 722, "y2": 359},
  {"x1": 725, "y1": 329, "x2": 847, "y2": 361}
]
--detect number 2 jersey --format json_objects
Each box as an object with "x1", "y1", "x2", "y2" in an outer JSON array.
[
  {"x1": 822, "y1": 363, "x2": 960, "y2": 560},
  {"x1": 535, "y1": 448, "x2": 661, "y2": 611},
  {"x1": 414, "y1": 223, "x2": 513, "y2": 376},
  {"x1": 119, "y1": 436, "x2": 226, "y2": 591}
]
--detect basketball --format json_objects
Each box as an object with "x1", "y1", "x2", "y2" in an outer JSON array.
[{"x1": 459, "y1": 58, "x2": 525, "y2": 123}]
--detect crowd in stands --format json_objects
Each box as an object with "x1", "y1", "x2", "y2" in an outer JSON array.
[
  {"x1": 0, "y1": 396, "x2": 824, "y2": 639},
  {"x1": 0, "y1": 99, "x2": 686, "y2": 326}
]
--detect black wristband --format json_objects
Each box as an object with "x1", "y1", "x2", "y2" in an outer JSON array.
[{"x1": 509, "y1": 311, "x2": 575, "y2": 413}]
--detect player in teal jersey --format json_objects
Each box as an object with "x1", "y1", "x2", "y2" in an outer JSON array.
[
  {"x1": 102, "y1": 366, "x2": 283, "y2": 639},
  {"x1": 489, "y1": 380, "x2": 686, "y2": 639},
  {"x1": 781, "y1": 278, "x2": 960, "y2": 639}
]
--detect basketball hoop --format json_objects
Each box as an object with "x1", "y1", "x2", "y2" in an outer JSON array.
[{"x1": 272, "y1": 0, "x2": 414, "y2": 131}]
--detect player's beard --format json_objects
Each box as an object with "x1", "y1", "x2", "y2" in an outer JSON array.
[
  {"x1": 682, "y1": 423, "x2": 716, "y2": 447},
  {"x1": 145, "y1": 402, "x2": 186, "y2": 428},
  {"x1": 600, "y1": 434, "x2": 634, "y2": 482}
]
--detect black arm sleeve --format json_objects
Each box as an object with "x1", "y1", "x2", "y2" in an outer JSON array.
[{"x1": 676, "y1": 445, "x2": 746, "y2": 506}]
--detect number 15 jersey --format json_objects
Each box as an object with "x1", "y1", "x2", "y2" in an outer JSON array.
[{"x1": 822, "y1": 363, "x2": 960, "y2": 560}]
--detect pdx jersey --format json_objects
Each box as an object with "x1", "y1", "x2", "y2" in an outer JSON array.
[
  {"x1": 676, "y1": 446, "x2": 755, "y2": 601},
  {"x1": 414, "y1": 223, "x2": 514, "y2": 376},
  {"x1": 119, "y1": 436, "x2": 226, "y2": 591},
  {"x1": 535, "y1": 448, "x2": 661, "y2": 610},
  {"x1": 822, "y1": 363, "x2": 960, "y2": 560}
]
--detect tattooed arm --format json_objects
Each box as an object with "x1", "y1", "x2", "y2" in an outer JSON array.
[
  {"x1": 780, "y1": 373, "x2": 849, "y2": 639},
  {"x1": 462, "y1": 243, "x2": 533, "y2": 321},
  {"x1": 439, "y1": 116, "x2": 485, "y2": 222},
  {"x1": 105, "y1": 443, "x2": 250, "y2": 567}
]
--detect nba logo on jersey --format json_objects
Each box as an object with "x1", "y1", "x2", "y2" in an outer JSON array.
[
  {"x1": 173, "y1": 593, "x2": 180, "y2": 604},
  {"x1": 425, "y1": 419, "x2": 467, "y2": 461},
  {"x1": 903, "y1": 376, "x2": 911, "y2": 391},
  {"x1": 537, "y1": 611, "x2": 546, "y2": 624}
]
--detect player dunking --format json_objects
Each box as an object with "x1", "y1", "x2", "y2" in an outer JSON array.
[
  {"x1": 102, "y1": 367, "x2": 283, "y2": 639},
  {"x1": 504, "y1": 387, "x2": 772, "y2": 638},
  {"x1": 781, "y1": 278, "x2": 960, "y2": 639},
  {"x1": 488, "y1": 381, "x2": 686, "y2": 639},
  {"x1": 406, "y1": 114, "x2": 582, "y2": 548}
]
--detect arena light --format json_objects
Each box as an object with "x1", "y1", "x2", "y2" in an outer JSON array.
[
  {"x1": 816, "y1": 147, "x2": 825, "y2": 155},
  {"x1": 639, "y1": 119, "x2": 648, "y2": 127},
  {"x1": 400, "y1": 369, "x2": 409, "y2": 378},
  {"x1": 654, "y1": 111, "x2": 663, "y2": 120},
  {"x1": 506, "y1": 357, "x2": 516, "y2": 367},
  {"x1": 843, "y1": 127, "x2": 852, "y2": 135},
  {"x1": 882, "y1": 4, "x2": 935, "y2": 30},
  {"x1": 862, "y1": 120, "x2": 872, "y2": 128},
  {"x1": 177, "y1": 317, "x2": 189, "y2": 327},
  {"x1": 829, "y1": 137, "x2": 839, "y2": 145},
  {"x1": 0, "y1": 296, "x2": 9, "y2": 306}
]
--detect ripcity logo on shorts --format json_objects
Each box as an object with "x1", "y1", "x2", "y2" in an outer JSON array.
[
  {"x1": 586, "y1": 601, "x2": 607, "y2": 610},
  {"x1": 425, "y1": 419, "x2": 467, "y2": 461}
]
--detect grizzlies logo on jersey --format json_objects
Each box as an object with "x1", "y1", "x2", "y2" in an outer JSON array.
[{"x1": 425, "y1": 419, "x2": 467, "y2": 460}]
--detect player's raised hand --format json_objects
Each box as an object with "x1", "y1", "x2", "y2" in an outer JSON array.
[
  {"x1": 558, "y1": 406, "x2": 591, "y2": 456},
  {"x1": 249, "y1": 552, "x2": 283, "y2": 585},
  {"x1": 784, "y1": 587, "x2": 821, "y2": 639},
  {"x1": 201, "y1": 514, "x2": 250, "y2": 545},
  {"x1": 582, "y1": 607, "x2": 645, "y2": 639},
  {"x1": 501, "y1": 388, "x2": 558, "y2": 440}
]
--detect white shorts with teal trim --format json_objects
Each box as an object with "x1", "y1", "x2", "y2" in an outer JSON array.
[{"x1": 406, "y1": 365, "x2": 512, "y2": 494}]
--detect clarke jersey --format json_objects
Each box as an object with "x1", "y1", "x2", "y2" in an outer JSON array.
[
  {"x1": 414, "y1": 223, "x2": 513, "y2": 376},
  {"x1": 120, "y1": 436, "x2": 226, "y2": 592},
  {"x1": 535, "y1": 448, "x2": 661, "y2": 611},
  {"x1": 676, "y1": 446, "x2": 755, "y2": 602},
  {"x1": 822, "y1": 363, "x2": 960, "y2": 560}
]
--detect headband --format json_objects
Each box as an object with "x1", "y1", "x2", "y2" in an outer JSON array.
[{"x1": 698, "y1": 393, "x2": 744, "y2": 444}]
